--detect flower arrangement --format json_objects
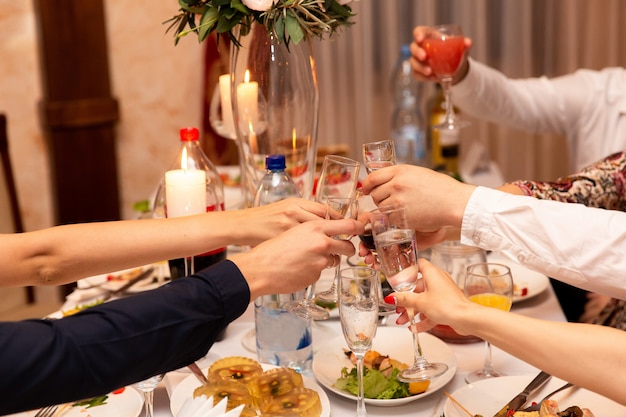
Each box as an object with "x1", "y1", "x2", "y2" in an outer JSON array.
[{"x1": 166, "y1": 0, "x2": 357, "y2": 46}]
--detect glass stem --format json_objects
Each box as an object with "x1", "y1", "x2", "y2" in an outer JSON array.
[
  {"x1": 303, "y1": 284, "x2": 316, "y2": 305},
  {"x1": 407, "y1": 308, "x2": 427, "y2": 368},
  {"x1": 355, "y1": 352, "x2": 367, "y2": 417},
  {"x1": 441, "y1": 79, "x2": 455, "y2": 124},
  {"x1": 143, "y1": 391, "x2": 154, "y2": 417},
  {"x1": 483, "y1": 341, "x2": 495, "y2": 375}
]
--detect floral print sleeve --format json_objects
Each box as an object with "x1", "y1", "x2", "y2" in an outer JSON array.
[{"x1": 510, "y1": 151, "x2": 626, "y2": 211}]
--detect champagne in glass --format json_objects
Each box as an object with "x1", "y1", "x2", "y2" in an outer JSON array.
[
  {"x1": 464, "y1": 262, "x2": 513, "y2": 383},
  {"x1": 370, "y1": 206, "x2": 448, "y2": 382},
  {"x1": 338, "y1": 266, "x2": 380, "y2": 417},
  {"x1": 423, "y1": 24, "x2": 468, "y2": 131}
]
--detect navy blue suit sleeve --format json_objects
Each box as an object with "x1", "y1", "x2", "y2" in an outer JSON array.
[{"x1": 0, "y1": 260, "x2": 250, "y2": 414}]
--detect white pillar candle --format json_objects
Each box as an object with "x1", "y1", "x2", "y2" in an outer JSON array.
[
  {"x1": 237, "y1": 70, "x2": 259, "y2": 128},
  {"x1": 218, "y1": 74, "x2": 236, "y2": 136},
  {"x1": 165, "y1": 169, "x2": 207, "y2": 218}
]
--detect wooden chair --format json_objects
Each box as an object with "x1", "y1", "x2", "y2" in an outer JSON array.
[{"x1": 0, "y1": 114, "x2": 35, "y2": 303}]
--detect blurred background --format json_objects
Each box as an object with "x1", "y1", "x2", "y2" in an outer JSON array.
[{"x1": 1, "y1": 0, "x2": 624, "y2": 235}]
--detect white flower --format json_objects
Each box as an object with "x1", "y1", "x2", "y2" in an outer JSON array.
[{"x1": 242, "y1": 0, "x2": 275, "y2": 12}]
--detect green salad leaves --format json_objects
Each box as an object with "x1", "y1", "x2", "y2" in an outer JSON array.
[{"x1": 334, "y1": 366, "x2": 410, "y2": 399}]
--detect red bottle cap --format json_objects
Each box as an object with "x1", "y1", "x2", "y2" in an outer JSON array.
[{"x1": 179, "y1": 127, "x2": 199, "y2": 142}]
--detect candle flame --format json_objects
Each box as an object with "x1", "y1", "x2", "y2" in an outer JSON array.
[
  {"x1": 292, "y1": 128, "x2": 297, "y2": 150},
  {"x1": 244, "y1": 70, "x2": 251, "y2": 83}
]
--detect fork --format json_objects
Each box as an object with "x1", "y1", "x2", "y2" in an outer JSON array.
[
  {"x1": 522, "y1": 382, "x2": 574, "y2": 412},
  {"x1": 34, "y1": 405, "x2": 57, "y2": 417}
]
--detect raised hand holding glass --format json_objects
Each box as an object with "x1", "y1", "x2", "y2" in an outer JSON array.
[{"x1": 370, "y1": 206, "x2": 448, "y2": 382}]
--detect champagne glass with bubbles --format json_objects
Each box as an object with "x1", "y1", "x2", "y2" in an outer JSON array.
[
  {"x1": 370, "y1": 206, "x2": 448, "y2": 382},
  {"x1": 338, "y1": 266, "x2": 380, "y2": 417},
  {"x1": 464, "y1": 262, "x2": 513, "y2": 383}
]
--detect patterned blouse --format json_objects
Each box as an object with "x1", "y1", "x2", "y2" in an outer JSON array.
[{"x1": 508, "y1": 150, "x2": 626, "y2": 330}]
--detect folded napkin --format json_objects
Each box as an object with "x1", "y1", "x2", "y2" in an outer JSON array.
[{"x1": 177, "y1": 396, "x2": 244, "y2": 417}]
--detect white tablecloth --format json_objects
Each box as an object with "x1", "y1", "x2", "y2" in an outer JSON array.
[{"x1": 153, "y1": 261, "x2": 566, "y2": 417}]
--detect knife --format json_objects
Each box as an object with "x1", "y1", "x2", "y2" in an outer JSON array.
[
  {"x1": 493, "y1": 371, "x2": 552, "y2": 417},
  {"x1": 101, "y1": 267, "x2": 155, "y2": 301}
]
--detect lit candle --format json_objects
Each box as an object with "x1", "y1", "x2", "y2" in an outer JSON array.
[
  {"x1": 218, "y1": 74, "x2": 236, "y2": 136},
  {"x1": 165, "y1": 169, "x2": 206, "y2": 218},
  {"x1": 237, "y1": 70, "x2": 259, "y2": 128}
]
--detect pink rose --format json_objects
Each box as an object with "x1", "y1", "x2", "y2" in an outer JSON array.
[{"x1": 242, "y1": 0, "x2": 275, "y2": 12}]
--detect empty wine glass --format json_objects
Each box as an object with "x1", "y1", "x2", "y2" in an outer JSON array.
[
  {"x1": 423, "y1": 24, "x2": 468, "y2": 131},
  {"x1": 135, "y1": 373, "x2": 165, "y2": 417},
  {"x1": 370, "y1": 206, "x2": 448, "y2": 382},
  {"x1": 316, "y1": 197, "x2": 359, "y2": 304},
  {"x1": 362, "y1": 140, "x2": 396, "y2": 173},
  {"x1": 464, "y1": 262, "x2": 513, "y2": 383},
  {"x1": 287, "y1": 155, "x2": 361, "y2": 320},
  {"x1": 338, "y1": 266, "x2": 380, "y2": 417}
]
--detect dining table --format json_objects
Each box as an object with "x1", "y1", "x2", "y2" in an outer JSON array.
[{"x1": 145, "y1": 253, "x2": 567, "y2": 417}]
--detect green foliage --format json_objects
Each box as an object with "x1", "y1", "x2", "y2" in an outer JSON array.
[{"x1": 164, "y1": 0, "x2": 356, "y2": 47}]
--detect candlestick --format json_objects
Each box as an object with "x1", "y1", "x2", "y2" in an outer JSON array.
[
  {"x1": 165, "y1": 169, "x2": 207, "y2": 218},
  {"x1": 218, "y1": 74, "x2": 236, "y2": 136}
]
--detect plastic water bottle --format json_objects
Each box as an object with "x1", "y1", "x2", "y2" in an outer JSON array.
[
  {"x1": 252, "y1": 154, "x2": 313, "y2": 373},
  {"x1": 391, "y1": 44, "x2": 427, "y2": 166},
  {"x1": 253, "y1": 154, "x2": 301, "y2": 206}
]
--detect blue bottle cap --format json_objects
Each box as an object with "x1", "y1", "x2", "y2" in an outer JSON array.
[
  {"x1": 266, "y1": 154, "x2": 286, "y2": 170},
  {"x1": 401, "y1": 44, "x2": 411, "y2": 59}
]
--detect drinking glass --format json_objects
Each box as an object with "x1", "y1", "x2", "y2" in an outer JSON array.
[
  {"x1": 370, "y1": 206, "x2": 448, "y2": 382},
  {"x1": 316, "y1": 197, "x2": 359, "y2": 303},
  {"x1": 135, "y1": 373, "x2": 165, "y2": 417},
  {"x1": 423, "y1": 24, "x2": 468, "y2": 131},
  {"x1": 463, "y1": 262, "x2": 513, "y2": 383},
  {"x1": 338, "y1": 266, "x2": 380, "y2": 417},
  {"x1": 358, "y1": 226, "x2": 395, "y2": 315},
  {"x1": 362, "y1": 140, "x2": 396, "y2": 173},
  {"x1": 287, "y1": 155, "x2": 361, "y2": 320}
]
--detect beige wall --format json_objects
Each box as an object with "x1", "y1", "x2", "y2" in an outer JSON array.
[{"x1": 0, "y1": 1, "x2": 205, "y2": 231}]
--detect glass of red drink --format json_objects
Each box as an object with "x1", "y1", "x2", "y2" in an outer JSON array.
[{"x1": 423, "y1": 24, "x2": 468, "y2": 131}]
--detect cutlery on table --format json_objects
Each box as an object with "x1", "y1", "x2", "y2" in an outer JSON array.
[
  {"x1": 100, "y1": 267, "x2": 155, "y2": 301},
  {"x1": 521, "y1": 382, "x2": 575, "y2": 412},
  {"x1": 493, "y1": 370, "x2": 552, "y2": 417},
  {"x1": 187, "y1": 362, "x2": 209, "y2": 385},
  {"x1": 33, "y1": 405, "x2": 57, "y2": 417}
]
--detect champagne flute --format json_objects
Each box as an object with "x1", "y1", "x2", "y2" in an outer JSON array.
[
  {"x1": 316, "y1": 197, "x2": 359, "y2": 303},
  {"x1": 370, "y1": 206, "x2": 448, "y2": 382},
  {"x1": 358, "y1": 225, "x2": 395, "y2": 315},
  {"x1": 423, "y1": 24, "x2": 468, "y2": 131},
  {"x1": 362, "y1": 140, "x2": 396, "y2": 173},
  {"x1": 463, "y1": 262, "x2": 513, "y2": 383},
  {"x1": 338, "y1": 266, "x2": 380, "y2": 417},
  {"x1": 286, "y1": 155, "x2": 361, "y2": 320},
  {"x1": 135, "y1": 373, "x2": 165, "y2": 417}
]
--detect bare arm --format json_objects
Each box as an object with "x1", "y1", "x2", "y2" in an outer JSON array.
[
  {"x1": 0, "y1": 198, "x2": 327, "y2": 287},
  {"x1": 391, "y1": 259, "x2": 626, "y2": 406}
]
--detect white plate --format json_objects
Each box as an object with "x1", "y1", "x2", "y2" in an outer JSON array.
[
  {"x1": 444, "y1": 375, "x2": 626, "y2": 417},
  {"x1": 312, "y1": 326, "x2": 457, "y2": 406},
  {"x1": 170, "y1": 364, "x2": 331, "y2": 417},
  {"x1": 12, "y1": 387, "x2": 143, "y2": 417},
  {"x1": 487, "y1": 254, "x2": 550, "y2": 303}
]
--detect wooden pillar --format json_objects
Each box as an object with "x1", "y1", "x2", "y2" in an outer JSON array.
[{"x1": 33, "y1": 0, "x2": 120, "y2": 225}]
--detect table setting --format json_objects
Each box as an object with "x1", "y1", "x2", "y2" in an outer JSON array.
[{"x1": 18, "y1": 151, "x2": 626, "y2": 417}]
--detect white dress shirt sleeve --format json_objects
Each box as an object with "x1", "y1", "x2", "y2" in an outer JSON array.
[{"x1": 460, "y1": 186, "x2": 626, "y2": 299}]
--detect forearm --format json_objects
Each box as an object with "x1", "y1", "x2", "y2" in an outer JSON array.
[
  {"x1": 461, "y1": 187, "x2": 626, "y2": 299},
  {"x1": 452, "y1": 59, "x2": 568, "y2": 135},
  {"x1": 1, "y1": 212, "x2": 240, "y2": 286},
  {"x1": 459, "y1": 306, "x2": 626, "y2": 405}
]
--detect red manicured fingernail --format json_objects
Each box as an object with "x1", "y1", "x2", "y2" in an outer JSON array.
[{"x1": 384, "y1": 295, "x2": 396, "y2": 305}]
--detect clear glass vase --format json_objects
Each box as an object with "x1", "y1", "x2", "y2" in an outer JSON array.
[{"x1": 230, "y1": 23, "x2": 319, "y2": 206}]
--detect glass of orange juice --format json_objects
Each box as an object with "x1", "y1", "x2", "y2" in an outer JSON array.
[{"x1": 463, "y1": 262, "x2": 513, "y2": 383}]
